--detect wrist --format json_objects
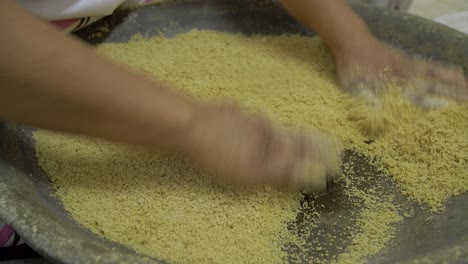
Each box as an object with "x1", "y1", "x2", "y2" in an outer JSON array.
[
  {"x1": 172, "y1": 101, "x2": 207, "y2": 156},
  {"x1": 331, "y1": 29, "x2": 377, "y2": 61},
  {"x1": 152, "y1": 96, "x2": 200, "y2": 153},
  {"x1": 329, "y1": 21, "x2": 374, "y2": 56}
]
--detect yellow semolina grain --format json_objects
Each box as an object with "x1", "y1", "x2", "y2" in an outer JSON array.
[
  {"x1": 34, "y1": 131, "x2": 304, "y2": 263},
  {"x1": 334, "y1": 206, "x2": 402, "y2": 264},
  {"x1": 366, "y1": 104, "x2": 468, "y2": 211},
  {"x1": 33, "y1": 30, "x2": 467, "y2": 263},
  {"x1": 347, "y1": 85, "x2": 423, "y2": 138},
  {"x1": 96, "y1": 31, "x2": 368, "y2": 149}
]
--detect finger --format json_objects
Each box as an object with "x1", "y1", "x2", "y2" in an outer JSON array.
[
  {"x1": 258, "y1": 130, "x2": 284, "y2": 185},
  {"x1": 309, "y1": 133, "x2": 342, "y2": 184},
  {"x1": 463, "y1": 77, "x2": 468, "y2": 102},
  {"x1": 291, "y1": 160, "x2": 327, "y2": 193},
  {"x1": 253, "y1": 126, "x2": 295, "y2": 186},
  {"x1": 425, "y1": 63, "x2": 463, "y2": 84},
  {"x1": 288, "y1": 131, "x2": 339, "y2": 193},
  {"x1": 264, "y1": 129, "x2": 318, "y2": 188},
  {"x1": 323, "y1": 137, "x2": 343, "y2": 179},
  {"x1": 424, "y1": 64, "x2": 466, "y2": 101},
  {"x1": 418, "y1": 96, "x2": 451, "y2": 110}
]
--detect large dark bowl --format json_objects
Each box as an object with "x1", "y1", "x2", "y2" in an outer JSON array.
[{"x1": 1, "y1": 1, "x2": 467, "y2": 263}]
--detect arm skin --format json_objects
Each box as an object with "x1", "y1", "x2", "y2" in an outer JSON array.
[
  {"x1": 2, "y1": 0, "x2": 462, "y2": 151},
  {"x1": 0, "y1": 0, "x2": 195, "y2": 151},
  {"x1": 0, "y1": 0, "x2": 343, "y2": 189},
  {"x1": 3, "y1": 0, "x2": 463, "y2": 188},
  {"x1": 0, "y1": 0, "x2": 376, "y2": 151},
  {"x1": 278, "y1": 0, "x2": 373, "y2": 57},
  {"x1": 279, "y1": 0, "x2": 468, "y2": 105}
]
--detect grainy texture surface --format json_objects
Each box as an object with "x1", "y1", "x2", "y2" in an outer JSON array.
[
  {"x1": 1, "y1": 1, "x2": 468, "y2": 263},
  {"x1": 368, "y1": 105, "x2": 468, "y2": 211},
  {"x1": 33, "y1": 31, "x2": 467, "y2": 263},
  {"x1": 34, "y1": 31, "x2": 394, "y2": 263}
]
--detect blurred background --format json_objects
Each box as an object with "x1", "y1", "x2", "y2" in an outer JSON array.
[
  {"x1": 351, "y1": 0, "x2": 468, "y2": 34},
  {"x1": 411, "y1": 0, "x2": 468, "y2": 35},
  {"x1": 409, "y1": 0, "x2": 468, "y2": 19}
]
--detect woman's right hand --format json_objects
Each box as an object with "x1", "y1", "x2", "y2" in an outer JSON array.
[
  {"x1": 335, "y1": 36, "x2": 468, "y2": 109},
  {"x1": 181, "y1": 103, "x2": 342, "y2": 192}
]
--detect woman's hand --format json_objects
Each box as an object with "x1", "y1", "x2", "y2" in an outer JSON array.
[
  {"x1": 181, "y1": 103, "x2": 342, "y2": 192},
  {"x1": 279, "y1": 0, "x2": 468, "y2": 109},
  {"x1": 335, "y1": 36, "x2": 468, "y2": 109}
]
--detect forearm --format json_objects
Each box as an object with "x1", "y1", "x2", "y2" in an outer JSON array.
[
  {"x1": 279, "y1": 0, "x2": 374, "y2": 55},
  {"x1": 0, "y1": 1, "x2": 194, "y2": 149}
]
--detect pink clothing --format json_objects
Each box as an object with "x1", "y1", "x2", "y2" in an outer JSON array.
[
  {"x1": 0, "y1": 223, "x2": 21, "y2": 247},
  {"x1": 0, "y1": 224, "x2": 14, "y2": 246},
  {"x1": 19, "y1": 0, "x2": 161, "y2": 32}
]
